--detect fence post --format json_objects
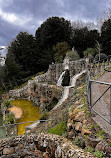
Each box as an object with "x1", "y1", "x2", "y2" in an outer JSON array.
[
  {"x1": 110, "y1": 86, "x2": 111, "y2": 124},
  {"x1": 89, "y1": 81, "x2": 92, "y2": 110}
]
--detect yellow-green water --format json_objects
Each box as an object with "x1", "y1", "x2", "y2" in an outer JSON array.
[{"x1": 10, "y1": 99, "x2": 41, "y2": 135}]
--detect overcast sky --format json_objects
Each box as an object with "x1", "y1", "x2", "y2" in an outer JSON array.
[{"x1": 0, "y1": 0, "x2": 111, "y2": 46}]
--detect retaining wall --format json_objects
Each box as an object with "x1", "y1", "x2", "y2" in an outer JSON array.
[{"x1": 0, "y1": 133, "x2": 96, "y2": 158}]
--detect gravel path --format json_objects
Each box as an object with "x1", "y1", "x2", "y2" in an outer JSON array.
[{"x1": 91, "y1": 71, "x2": 111, "y2": 135}]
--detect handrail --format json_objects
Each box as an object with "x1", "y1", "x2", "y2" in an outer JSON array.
[{"x1": 0, "y1": 119, "x2": 53, "y2": 128}]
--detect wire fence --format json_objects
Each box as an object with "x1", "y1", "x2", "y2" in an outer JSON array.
[
  {"x1": 0, "y1": 119, "x2": 53, "y2": 140},
  {"x1": 87, "y1": 58, "x2": 111, "y2": 125}
]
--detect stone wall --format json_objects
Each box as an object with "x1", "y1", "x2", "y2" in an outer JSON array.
[
  {"x1": 69, "y1": 59, "x2": 86, "y2": 78},
  {"x1": 47, "y1": 59, "x2": 86, "y2": 83},
  {"x1": 0, "y1": 133, "x2": 96, "y2": 158},
  {"x1": 9, "y1": 83, "x2": 63, "y2": 113},
  {"x1": 8, "y1": 58, "x2": 86, "y2": 111}
]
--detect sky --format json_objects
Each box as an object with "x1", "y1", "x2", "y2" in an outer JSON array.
[{"x1": 0, "y1": 0, "x2": 111, "y2": 47}]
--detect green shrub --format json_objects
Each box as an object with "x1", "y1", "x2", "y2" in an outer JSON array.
[
  {"x1": 73, "y1": 136, "x2": 85, "y2": 148},
  {"x1": 3, "y1": 99, "x2": 10, "y2": 108},
  {"x1": 48, "y1": 121, "x2": 67, "y2": 136},
  {"x1": 74, "y1": 137, "x2": 81, "y2": 146},
  {"x1": 54, "y1": 41, "x2": 70, "y2": 63},
  {"x1": 5, "y1": 113, "x2": 15, "y2": 124},
  {"x1": 62, "y1": 69, "x2": 70, "y2": 86},
  {"x1": 67, "y1": 50, "x2": 80, "y2": 61},
  {"x1": 85, "y1": 146, "x2": 93, "y2": 153},
  {"x1": 40, "y1": 112, "x2": 48, "y2": 120},
  {"x1": 54, "y1": 53, "x2": 64, "y2": 63},
  {"x1": 83, "y1": 48, "x2": 96, "y2": 57},
  {"x1": 94, "y1": 150, "x2": 104, "y2": 158},
  {"x1": 38, "y1": 71, "x2": 44, "y2": 75},
  {"x1": 95, "y1": 130, "x2": 105, "y2": 139}
]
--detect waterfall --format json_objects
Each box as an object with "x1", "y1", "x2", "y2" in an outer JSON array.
[
  {"x1": 53, "y1": 70, "x2": 86, "y2": 110},
  {"x1": 57, "y1": 71, "x2": 65, "y2": 86}
]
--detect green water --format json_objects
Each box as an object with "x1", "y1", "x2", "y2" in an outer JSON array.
[
  {"x1": 0, "y1": 115, "x2": 6, "y2": 139},
  {"x1": 10, "y1": 99, "x2": 41, "y2": 135}
]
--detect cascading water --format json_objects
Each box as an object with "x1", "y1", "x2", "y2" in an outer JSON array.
[
  {"x1": 53, "y1": 70, "x2": 86, "y2": 110},
  {"x1": 57, "y1": 71, "x2": 66, "y2": 86}
]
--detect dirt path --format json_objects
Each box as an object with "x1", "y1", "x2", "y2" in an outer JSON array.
[{"x1": 91, "y1": 71, "x2": 111, "y2": 135}]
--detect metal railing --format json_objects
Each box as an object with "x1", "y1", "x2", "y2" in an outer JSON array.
[
  {"x1": 0, "y1": 119, "x2": 53, "y2": 140},
  {"x1": 87, "y1": 59, "x2": 111, "y2": 125}
]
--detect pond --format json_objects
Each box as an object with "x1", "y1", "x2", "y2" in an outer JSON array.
[
  {"x1": 0, "y1": 115, "x2": 6, "y2": 139},
  {"x1": 10, "y1": 99, "x2": 41, "y2": 135}
]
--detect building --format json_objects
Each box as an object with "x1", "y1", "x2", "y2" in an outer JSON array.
[
  {"x1": 0, "y1": 47, "x2": 6, "y2": 66},
  {"x1": 0, "y1": 55, "x2": 5, "y2": 66}
]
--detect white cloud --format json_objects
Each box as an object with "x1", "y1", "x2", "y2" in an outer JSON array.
[
  {"x1": 0, "y1": 8, "x2": 32, "y2": 27},
  {"x1": 0, "y1": 8, "x2": 17, "y2": 23}
]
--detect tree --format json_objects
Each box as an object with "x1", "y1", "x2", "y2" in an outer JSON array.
[
  {"x1": 83, "y1": 48, "x2": 96, "y2": 57},
  {"x1": 5, "y1": 52, "x2": 20, "y2": 87},
  {"x1": 71, "y1": 27, "x2": 89, "y2": 57},
  {"x1": 53, "y1": 42, "x2": 70, "y2": 62},
  {"x1": 35, "y1": 17, "x2": 72, "y2": 52},
  {"x1": 7, "y1": 32, "x2": 40, "y2": 76},
  {"x1": 71, "y1": 27, "x2": 100, "y2": 58},
  {"x1": 87, "y1": 30, "x2": 100, "y2": 48},
  {"x1": 0, "y1": 65, "x2": 7, "y2": 90},
  {"x1": 101, "y1": 19, "x2": 111, "y2": 55}
]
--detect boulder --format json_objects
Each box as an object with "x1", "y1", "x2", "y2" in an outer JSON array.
[
  {"x1": 77, "y1": 104, "x2": 84, "y2": 109},
  {"x1": 43, "y1": 152, "x2": 50, "y2": 158},
  {"x1": 86, "y1": 137, "x2": 101, "y2": 148},
  {"x1": 68, "y1": 131, "x2": 75, "y2": 139},
  {"x1": 55, "y1": 146, "x2": 62, "y2": 158},
  {"x1": 75, "y1": 101, "x2": 80, "y2": 105},
  {"x1": 0, "y1": 147, "x2": 3, "y2": 151},
  {"x1": 83, "y1": 119, "x2": 87, "y2": 124},
  {"x1": 74, "y1": 122, "x2": 82, "y2": 131},
  {"x1": 73, "y1": 108, "x2": 79, "y2": 115},
  {"x1": 95, "y1": 141, "x2": 111, "y2": 153},
  {"x1": 81, "y1": 127, "x2": 92, "y2": 136},
  {"x1": 68, "y1": 112, "x2": 72, "y2": 118},
  {"x1": 67, "y1": 122, "x2": 73, "y2": 130},
  {"x1": 70, "y1": 109, "x2": 79, "y2": 120},
  {"x1": 3, "y1": 147, "x2": 15, "y2": 155},
  {"x1": 73, "y1": 111, "x2": 85, "y2": 122}
]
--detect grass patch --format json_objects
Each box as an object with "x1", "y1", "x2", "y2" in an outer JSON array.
[
  {"x1": 5, "y1": 113, "x2": 15, "y2": 124},
  {"x1": 40, "y1": 111, "x2": 48, "y2": 120},
  {"x1": 48, "y1": 121, "x2": 67, "y2": 136},
  {"x1": 3, "y1": 99, "x2": 10, "y2": 108},
  {"x1": 73, "y1": 136, "x2": 86, "y2": 148},
  {"x1": 85, "y1": 146, "x2": 93, "y2": 153},
  {"x1": 94, "y1": 150, "x2": 104, "y2": 158}
]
